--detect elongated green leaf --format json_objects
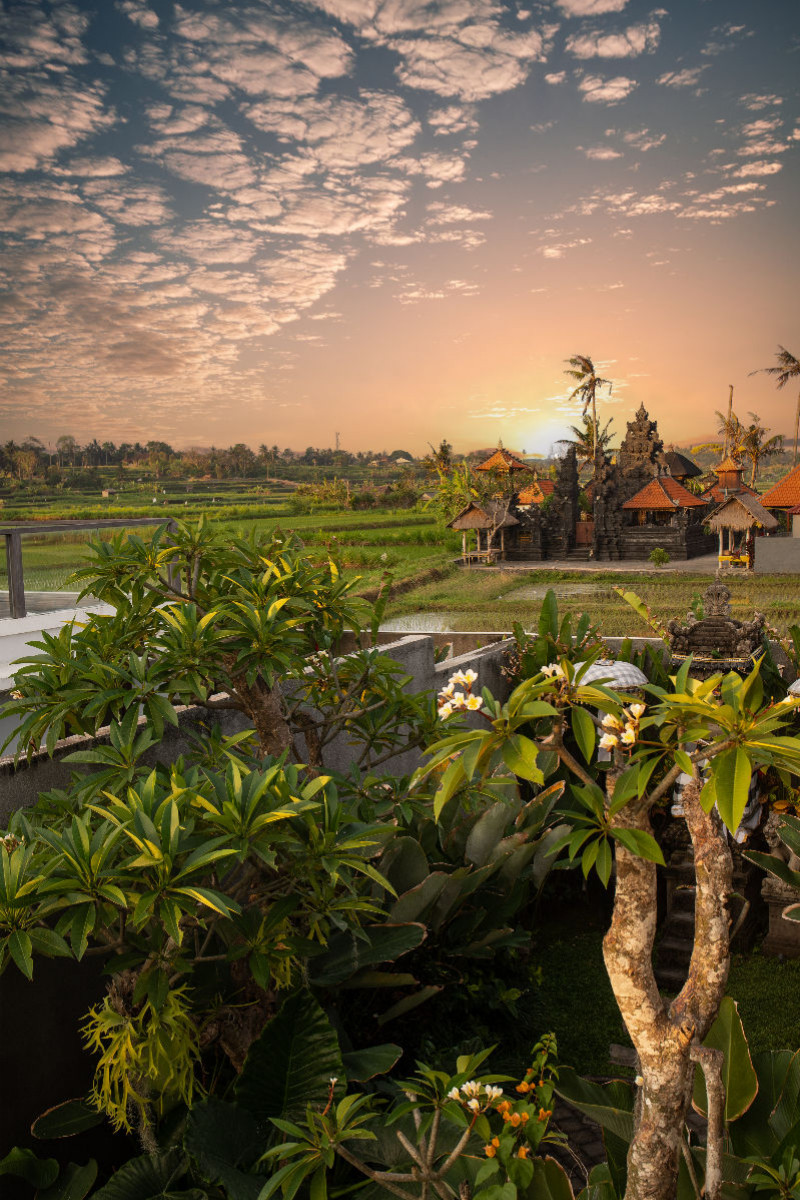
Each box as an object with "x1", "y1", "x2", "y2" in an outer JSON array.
[
  {"x1": 554, "y1": 1068, "x2": 634, "y2": 1143},
  {"x1": 308, "y1": 923, "x2": 426, "y2": 988},
  {"x1": 8, "y1": 929, "x2": 34, "y2": 979},
  {"x1": 610, "y1": 828, "x2": 665, "y2": 866},
  {"x1": 571, "y1": 707, "x2": 596, "y2": 765},
  {"x1": 713, "y1": 748, "x2": 751, "y2": 833},
  {"x1": 433, "y1": 756, "x2": 466, "y2": 820},
  {"x1": 235, "y1": 991, "x2": 343, "y2": 1123},
  {"x1": 692, "y1": 997, "x2": 757, "y2": 1123}
]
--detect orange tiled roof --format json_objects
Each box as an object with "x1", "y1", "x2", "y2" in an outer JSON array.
[
  {"x1": 700, "y1": 479, "x2": 759, "y2": 504},
  {"x1": 622, "y1": 475, "x2": 708, "y2": 510},
  {"x1": 761, "y1": 464, "x2": 800, "y2": 509},
  {"x1": 476, "y1": 447, "x2": 531, "y2": 472},
  {"x1": 517, "y1": 478, "x2": 555, "y2": 504},
  {"x1": 714, "y1": 454, "x2": 744, "y2": 474}
]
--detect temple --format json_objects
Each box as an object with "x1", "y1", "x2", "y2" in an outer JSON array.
[{"x1": 451, "y1": 405, "x2": 718, "y2": 562}]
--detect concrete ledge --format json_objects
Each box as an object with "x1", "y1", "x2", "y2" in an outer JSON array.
[{"x1": 0, "y1": 634, "x2": 515, "y2": 821}]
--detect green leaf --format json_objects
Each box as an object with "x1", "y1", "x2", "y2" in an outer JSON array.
[
  {"x1": 595, "y1": 838, "x2": 612, "y2": 887},
  {"x1": 308, "y1": 1168, "x2": 327, "y2": 1200},
  {"x1": 235, "y1": 991, "x2": 343, "y2": 1124},
  {"x1": 32, "y1": 1098, "x2": 104, "y2": 1139},
  {"x1": 712, "y1": 748, "x2": 752, "y2": 833},
  {"x1": 89, "y1": 1150, "x2": 200, "y2": 1200},
  {"x1": 0, "y1": 1147, "x2": 59, "y2": 1189},
  {"x1": 610, "y1": 828, "x2": 665, "y2": 866},
  {"x1": 501, "y1": 734, "x2": 543, "y2": 783},
  {"x1": 37, "y1": 1160, "x2": 98, "y2": 1200},
  {"x1": 692, "y1": 997, "x2": 758, "y2": 1123},
  {"x1": 342, "y1": 1044, "x2": 402, "y2": 1082},
  {"x1": 8, "y1": 929, "x2": 34, "y2": 979},
  {"x1": 531, "y1": 1157, "x2": 576, "y2": 1200},
  {"x1": 308, "y1": 923, "x2": 426, "y2": 988},
  {"x1": 571, "y1": 707, "x2": 596, "y2": 765},
  {"x1": 674, "y1": 750, "x2": 694, "y2": 776},
  {"x1": 465, "y1": 802, "x2": 515, "y2": 868},
  {"x1": 554, "y1": 1069, "x2": 634, "y2": 1143},
  {"x1": 433, "y1": 756, "x2": 467, "y2": 820},
  {"x1": 184, "y1": 1098, "x2": 263, "y2": 1200}
]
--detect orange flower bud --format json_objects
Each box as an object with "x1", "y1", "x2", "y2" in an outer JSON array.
[
  {"x1": 520, "y1": 1112, "x2": 530, "y2": 1124},
  {"x1": 516, "y1": 1081, "x2": 531, "y2": 1093},
  {"x1": 538, "y1": 1108, "x2": 552, "y2": 1122},
  {"x1": 510, "y1": 1113, "x2": 522, "y2": 1127},
  {"x1": 502, "y1": 1112, "x2": 511, "y2": 1122},
  {"x1": 517, "y1": 1147, "x2": 530, "y2": 1160},
  {"x1": 484, "y1": 1145, "x2": 497, "y2": 1158},
  {"x1": 491, "y1": 1138, "x2": 500, "y2": 1148}
]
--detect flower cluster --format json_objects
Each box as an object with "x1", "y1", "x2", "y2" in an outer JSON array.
[
  {"x1": 446, "y1": 1080, "x2": 503, "y2": 1113},
  {"x1": 599, "y1": 702, "x2": 646, "y2": 753},
  {"x1": 2, "y1": 833, "x2": 23, "y2": 855},
  {"x1": 438, "y1": 669, "x2": 483, "y2": 720},
  {"x1": 540, "y1": 664, "x2": 566, "y2": 680}
]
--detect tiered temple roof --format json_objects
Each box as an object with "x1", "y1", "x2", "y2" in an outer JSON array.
[
  {"x1": 476, "y1": 447, "x2": 531, "y2": 473},
  {"x1": 622, "y1": 475, "x2": 708, "y2": 511}
]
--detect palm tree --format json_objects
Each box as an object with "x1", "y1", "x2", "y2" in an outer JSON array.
[
  {"x1": 558, "y1": 415, "x2": 615, "y2": 474},
  {"x1": 563, "y1": 354, "x2": 612, "y2": 463},
  {"x1": 751, "y1": 346, "x2": 800, "y2": 465},
  {"x1": 738, "y1": 413, "x2": 784, "y2": 486},
  {"x1": 714, "y1": 409, "x2": 746, "y2": 458}
]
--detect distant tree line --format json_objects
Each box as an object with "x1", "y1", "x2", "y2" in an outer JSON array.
[{"x1": 0, "y1": 438, "x2": 420, "y2": 484}]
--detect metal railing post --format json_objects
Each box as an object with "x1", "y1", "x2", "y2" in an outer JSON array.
[{"x1": 5, "y1": 531, "x2": 26, "y2": 618}]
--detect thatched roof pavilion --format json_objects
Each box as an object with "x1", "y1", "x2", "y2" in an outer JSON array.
[
  {"x1": 707, "y1": 493, "x2": 777, "y2": 566},
  {"x1": 448, "y1": 500, "x2": 519, "y2": 560},
  {"x1": 707, "y1": 494, "x2": 778, "y2": 533}
]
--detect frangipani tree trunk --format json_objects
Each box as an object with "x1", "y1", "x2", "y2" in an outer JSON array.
[
  {"x1": 421, "y1": 646, "x2": 800, "y2": 1200},
  {"x1": 604, "y1": 777, "x2": 731, "y2": 1200}
]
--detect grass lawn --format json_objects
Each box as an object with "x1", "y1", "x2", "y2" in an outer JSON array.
[{"x1": 525, "y1": 901, "x2": 800, "y2": 1076}]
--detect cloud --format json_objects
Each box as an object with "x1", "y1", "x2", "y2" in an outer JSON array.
[
  {"x1": 740, "y1": 93, "x2": 784, "y2": 111},
  {"x1": 622, "y1": 128, "x2": 666, "y2": 151},
  {"x1": 545, "y1": 71, "x2": 567, "y2": 84},
  {"x1": 732, "y1": 160, "x2": 784, "y2": 177},
  {"x1": 540, "y1": 236, "x2": 592, "y2": 258},
  {"x1": 427, "y1": 103, "x2": 479, "y2": 136},
  {"x1": 245, "y1": 91, "x2": 421, "y2": 169},
  {"x1": 426, "y1": 202, "x2": 492, "y2": 224},
  {"x1": 556, "y1": 0, "x2": 630, "y2": 14},
  {"x1": 305, "y1": 0, "x2": 549, "y2": 101},
  {"x1": 0, "y1": 75, "x2": 115, "y2": 173},
  {"x1": 117, "y1": 1, "x2": 159, "y2": 30},
  {"x1": 657, "y1": 66, "x2": 707, "y2": 89},
  {"x1": 566, "y1": 20, "x2": 660, "y2": 59},
  {"x1": 582, "y1": 146, "x2": 623, "y2": 160},
  {"x1": 578, "y1": 75, "x2": 638, "y2": 104}
]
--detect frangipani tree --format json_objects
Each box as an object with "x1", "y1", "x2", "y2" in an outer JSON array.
[{"x1": 415, "y1": 654, "x2": 800, "y2": 1200}]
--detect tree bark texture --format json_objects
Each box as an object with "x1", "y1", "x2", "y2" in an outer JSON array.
[
  {"x1": 602, "y1": 777, "x2": 732, "y2": 1200},
  {"x1": 234, "y1": 676, "x2": 293, "y2": 758}
]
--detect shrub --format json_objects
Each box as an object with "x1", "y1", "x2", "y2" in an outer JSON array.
[{"x1": 649, "y1": 546, "x2": 670, "y2": 567}]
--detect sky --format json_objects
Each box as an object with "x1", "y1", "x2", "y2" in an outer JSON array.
[{"x1": 1, "y1": 0, "x2": 798, "y2": 456}]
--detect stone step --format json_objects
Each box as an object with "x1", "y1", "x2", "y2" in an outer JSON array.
[
  {"x1": 657, "y1": 936, "x2": 694, "y2": 964},
  {"x1": 655, "y1": 965, "x2": 688, "y2": 992}
]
